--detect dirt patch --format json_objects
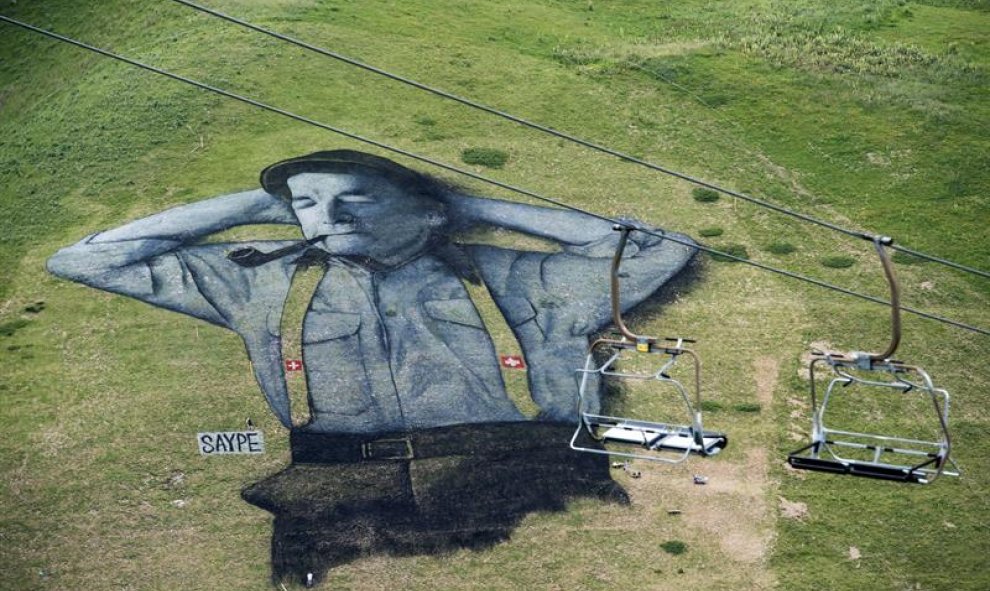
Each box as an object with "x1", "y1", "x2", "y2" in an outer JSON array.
[
  {"x1": 752, "y1": 357, "x2": 779, "y2": 406},
  {"x1": 756, "y1": 154, "x2": 814, "y2": 200},
  {"x1": 654, "y1": 448, "x2": 775, "y2": 565},
  {"x1": 779, "y1": 497, "x2": 809, "y2": 520},
  {"x1": 797, "y1": 341, "x2": 833, "y2": 380},
  {"x1": 866, "y1": 152, "x2": 891, "y2": 167},
  {"x1": 36, "y1": 426, "x2": 70, "y2": 457}
]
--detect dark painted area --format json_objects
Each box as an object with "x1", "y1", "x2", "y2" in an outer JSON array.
[{"x1": 244, "y1": 422, "x2": 625, "y2": 585}]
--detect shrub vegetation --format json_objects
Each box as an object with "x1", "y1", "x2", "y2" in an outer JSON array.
[
  {"x1": 692, "y1": 187, "x2": 720, "y2": 203},
  {"x1": 461, "y1": 147, "x2": 509, "y2": 169}
]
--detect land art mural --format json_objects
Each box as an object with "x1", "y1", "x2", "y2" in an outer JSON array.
[{"x1": 47, "y1": 150, "x2": 698, "y2": 585}]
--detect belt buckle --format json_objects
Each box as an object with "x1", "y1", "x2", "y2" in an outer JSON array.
[{"x1": 362, "y1": 437, "x2": 414, "y2": 461}]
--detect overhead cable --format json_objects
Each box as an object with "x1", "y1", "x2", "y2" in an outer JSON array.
[
  {"x1": 1, "y1": 14, "x2": 986, "y2": 337},
  {"x1": 169, "y1": 0, "x2": 990, "y2": 280}
]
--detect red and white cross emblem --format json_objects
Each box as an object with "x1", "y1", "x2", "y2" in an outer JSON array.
[
  {"x1": 499, "y1": 355, "x2": 526, "y2": 370},
  {"x1": 284, "y1": 359, "x2": 304, "y2": 372}
]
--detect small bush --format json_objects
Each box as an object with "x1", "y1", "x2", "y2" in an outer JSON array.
[
  {"x1": 661, "y1": 540, "x2": 688, "y2": 555},
  {"x1": 766, "y1": 241, "x2": 796, "y2": 255},
  {"x1": 700, "y1": 400, "x2": 723, "y2": 412},
  {"x1": 733, "y1": 402, "x2": 761, "y2": 413},
  {"x1": 0, "y1": 319, "x2": 30, "y2": 337},
  {"x1": 414, "y1": 116, "x2": 437, "y2": 127},
  {"x1": 698, "y1": 227, "x2": 724, "y2": 237},
  {"x1": 461, "y1": 147, "x2": 509, "y2": 169},
  {"x1": 821, "y1": 255, "x2": 856, "y2": 269},
  {"x1": 23, "y1": 301, "x2": 46, "y2": 314},
  {"x1": 709, "y1": 244, "x2": 748, "y2": 262},
  {"x1": 692, "y1": 187, "x2": 720, "y2": 203}
]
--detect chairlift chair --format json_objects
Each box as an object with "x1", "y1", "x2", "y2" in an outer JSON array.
[
  {"x1": 787, "y1": 236, "x2": 958, "y2": 484},
  {"x1": 570, "y1": 226, "x2": 728, "y2": 463}
]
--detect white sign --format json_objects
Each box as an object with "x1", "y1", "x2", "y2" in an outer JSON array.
[{"x1": 198, "y1": 431, "x2": 265, "y2": 455}]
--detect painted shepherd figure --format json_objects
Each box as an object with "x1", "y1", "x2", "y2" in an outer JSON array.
[{"x1": 48, "y1": 150, "x2": 697, "y2": 583}]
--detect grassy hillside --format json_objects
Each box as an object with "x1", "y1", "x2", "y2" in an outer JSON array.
[{"x1": 1, "y1": 1, "x2": 987, "y2": 589}]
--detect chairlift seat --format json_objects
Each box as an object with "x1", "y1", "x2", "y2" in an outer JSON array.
[
  {"x1": 570, "y1": 343, "x2": 727, "y2": 464},
  {"x1": 598, "y1": 420, "x2": 727, "y2": 455},
  {"x1": 787, "y1": 354, "x2": 957, "y2": 485},
  {"x1": 788, "y1": 442, "x2": 941, "y2": 484}
]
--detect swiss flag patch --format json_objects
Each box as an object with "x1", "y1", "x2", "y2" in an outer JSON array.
[
  {"x1": 284, "y1": 359, "x2": 304, "y2": 372},
  {"x1": 499, "y1": 355, "x2": 526, "y2": 370}
]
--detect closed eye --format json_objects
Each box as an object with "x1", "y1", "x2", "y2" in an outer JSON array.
[
  {"x1": 292, "y1": 196, "x2": 316, "y2": 208},
  {"x1": 337, "y1": 193, "x2": 375, "y2": 204}
]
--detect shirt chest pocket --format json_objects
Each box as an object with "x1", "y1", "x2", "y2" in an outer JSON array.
[
  {"x1": 302, "y1": 310, "x2": 362, "y2": 344},
  {"x1": 301, "y1": 310, "x2": 371, "y2": 418},
  {"x1": 422, "y1": 299, "x2": 485, "y2": 329},
  {"x1": 497, "y1": 297, "x2": 537, "y2": 328},
  {"x1": 421, "y1": 298, "x2": 497, "y2": 368}
]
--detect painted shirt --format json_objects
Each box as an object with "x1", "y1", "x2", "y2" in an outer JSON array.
[
  {"x1": 48, "y1": 227, "x2": 696, "y2": 433},
  {"x1": 301, "y1": 254, "x2": 523, "y2": 433}
]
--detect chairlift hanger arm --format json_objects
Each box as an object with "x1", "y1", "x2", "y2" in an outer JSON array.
[
  {"x1": 873, "y1": 236, "x2": 901, "y2": 361},
  {"x1": 866, "y1": 235, "x2": 901, "y2": 362},
  {"x1": 602, "y1": 226, "x2": 705, "y2": 413},
  {"x1": 608, "y1": 225, "x2": 691, "y2": 346},
  {"x1": 610, "y1": 226, "x2": 641, "y2": 344},
  {"x1": 820, "y1": 235, "x2": 901, "y2": 363}
]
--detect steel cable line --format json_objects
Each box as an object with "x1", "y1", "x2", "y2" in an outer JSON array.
[
  {"x1": 1, "y1": 15, "x2": 986, "y2": 337},
  {"x1": 170, "y1": 0, "x2": 990, "y2": 280}
]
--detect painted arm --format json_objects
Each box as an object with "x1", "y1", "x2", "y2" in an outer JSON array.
[
  {"x1": 48, "y1": 189, "x2": 296, "y2": 279},
  {"x1": 444, "y1": 193, "x2": 616, "y2": 247},
  {"x1": 445, "y1": 192, "x2": 696, "y2": 330},
  {"x1": 47, "y1": 190, "x2": 298, "y2": 324},
  {"x1": 449, "y1": 193, "x2": 697, "y2": 422},
  {"x1": 48, "y1": 190, "x2": 301, "y2": 428}
]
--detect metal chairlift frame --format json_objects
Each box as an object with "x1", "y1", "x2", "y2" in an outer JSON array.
[
  {"x1": 570, "y1": 226, "x2": 727, "y2": 463},
  {"x1": 787, "y1": 236, "x2": 957, "y2": 484}
]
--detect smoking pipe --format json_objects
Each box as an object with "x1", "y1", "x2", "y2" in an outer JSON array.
[{"x1": 227, "y1": 235, "x2": 327, "y2": 267}]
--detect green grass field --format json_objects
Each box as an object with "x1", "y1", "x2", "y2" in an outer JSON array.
[{"x1": 1, "y1": 1, "x2": 988, "y2": 589}]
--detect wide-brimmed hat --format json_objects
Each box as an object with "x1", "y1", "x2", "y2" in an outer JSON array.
[{"x1": 260, "y1": 150, "x2": 436, "y2": 200}]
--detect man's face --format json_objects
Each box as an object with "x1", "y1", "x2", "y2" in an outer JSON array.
[{"x1": 286, "y1": 172, "x2": 442, "y2": 265}]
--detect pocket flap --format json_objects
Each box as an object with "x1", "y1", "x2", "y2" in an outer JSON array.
[
  {"x1": 302, "y1": 311, "x2": 362, "y2": 343},
  {"x1": 498, "y1": 297, "x2": 537, "y2": 327},
  {"x1": 423, "y1": 299, "x2": 484, "y2": 329}
]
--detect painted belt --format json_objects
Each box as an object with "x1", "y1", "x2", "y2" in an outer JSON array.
[{"x1": 289, "y1": 421, "x2": 598, "y2": 465}]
